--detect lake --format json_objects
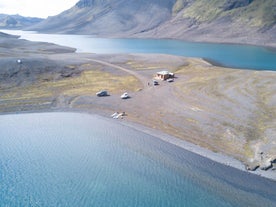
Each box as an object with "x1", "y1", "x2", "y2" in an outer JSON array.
[
  {"x1": 1, "y1": 30, "x2": 276, "y2": 206},
  {"x1": 0, "y1": 112, "x2": 275, "y2": 206},
  {"x1": 1, "y1": 30, "x2": 276, "y2": 71}
]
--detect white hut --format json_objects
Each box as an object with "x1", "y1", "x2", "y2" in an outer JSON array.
[{"x1": 156, "y1": 71, "x2": 174, "y2": 80}]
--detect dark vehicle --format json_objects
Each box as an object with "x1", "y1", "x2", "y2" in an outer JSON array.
[{"x1": 96, "y1": 90, "x2": 108, "y2": 97}]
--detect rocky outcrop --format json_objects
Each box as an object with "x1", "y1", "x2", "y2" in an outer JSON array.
[
  {"x1": 260, "y1": 159, "x2": 273, "y2": 171},
  {"x1": 246, "y1": 163, "x2": 259, "y2": 171}
]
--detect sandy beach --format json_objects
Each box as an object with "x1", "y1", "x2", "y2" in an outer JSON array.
[{"x1": 0, "y1": 33, "x2": 275, "y2": 181}]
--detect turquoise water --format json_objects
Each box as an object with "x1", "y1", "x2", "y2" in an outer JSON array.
[
  {"x1": 0, "y1": 113, "x2": 275, "y2": 207},
  {"x1": 1, "y1": 30, "x2": 276, "y2": 71}
]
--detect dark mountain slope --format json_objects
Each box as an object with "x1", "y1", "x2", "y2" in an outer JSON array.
[
  {"x1": 28, "y1": 0, "x2": 176, "y2": 35},
  {"x1": 138, "y1": 0, "x2": 276, "y2": 46},
  {"x1": 28, "y1": 0, "x2": 276, "y2": 46}
]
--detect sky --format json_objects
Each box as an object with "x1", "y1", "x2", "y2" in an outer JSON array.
[{"x1": 0, "y1": 0, "x2": 79, "y2": 18}]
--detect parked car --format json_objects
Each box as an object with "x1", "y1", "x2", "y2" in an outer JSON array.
[
  {"x1": 166, "y1": 78, "x2": 174, "y2": 82},
  {"x1": 96, "y1": 90, "x2": 108, "y2": 97},
  {"x1": 121, "y1": 92, "x2": 130, "y2": 99}
]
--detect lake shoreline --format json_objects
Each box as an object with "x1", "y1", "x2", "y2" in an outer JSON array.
[
  {"x1": 0, "y1": 32, "x2": 275, "y2": 182},
  {"x1": 1, "y1": 111, "x2": 275, "y2": 206},
  {"x1": 3, "y1": 29, "x2": 276, "y2": 53},
  {"x1": 117, "y1": 115, "x2": 276, "y2": 182},
  {"x1": 1, "y1": 52, "x2": 275, "y2": 182},
  {"x1": 121, "y1": 35, "x2": 276, "y2": 52},
  {"x1": 2, "y1": 109, "x2": 275, "y2": 182},
  {"x1": 2, "y1": 29, "x2": 276, "y2": 71}
]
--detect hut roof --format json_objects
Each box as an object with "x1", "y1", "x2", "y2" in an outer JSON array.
[{"x1": 157, "y1": 71, "x2": 170, "y2": 75}]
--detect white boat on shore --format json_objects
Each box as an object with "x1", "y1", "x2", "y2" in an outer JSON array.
[{"x1": 111, "y1": 112, "x2": 126, "y2": 119}]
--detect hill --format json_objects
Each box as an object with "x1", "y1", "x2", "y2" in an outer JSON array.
[
  {"x1": 27, "y1": 0, "x2": 276, "y2": 46},
  {"x1": 0, "y1": 14, "x2": 43, "y2": 29},
  {"x1": 141, "y1": 0, "x2": 276, "y2": 46},
  {"x1": 27, "y1": 0, "x2": 175, "y2": 35}
]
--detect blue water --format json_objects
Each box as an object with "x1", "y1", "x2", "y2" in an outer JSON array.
[
  {"x1": 0, "y1": 113, "x2": 275, "y2": 207},
  {"x1": 1, "y1": 30, "x2": 276, "y2": 71}
]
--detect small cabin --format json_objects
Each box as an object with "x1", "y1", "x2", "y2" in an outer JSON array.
[{"x1": 155, "y1": 71, "x2": 174, "y2": 80}]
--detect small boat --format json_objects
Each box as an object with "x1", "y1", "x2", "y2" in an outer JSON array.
[
  {"x1": 120, "y1": 92, "x2": 130, "y2": 99},
  {"x1": 111, "y1": 112, "x2": 126, "y2": 119},
  {"x1": 113, "y1": 113, "x2": 123, "y2": 119},
  {"x1": 111, "y1": 112, "x2": 119, "y2": 118}
]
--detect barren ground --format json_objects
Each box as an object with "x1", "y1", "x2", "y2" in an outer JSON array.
[
  {"x1": 76, "y1": 54, "x2": 276, "y2": 172},
  {"x1": 0, "y1": 36, "x2": 275, "y2": 175}
]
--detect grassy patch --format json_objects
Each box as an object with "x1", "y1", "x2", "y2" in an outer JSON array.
[
  {"x1": 126, "y1": 61, "x2": 169, "y2": 71},
  {"x1": 178, "y1": 0, "x2": 276, "y2": 29},
  {"x1": 0, "y1": 69, "x2": 141, "y2": 109},
  {"x1": 172, "y1": 0, "x2": 185, "y2": 15},
  {"x1": 243, "y1": 143, "x2": 254, "y2": 158},
  {"x1": 236, "y1": 0, "x2": 276, "y2": 28},
  {"x1": 181, "y1": 0, "x2": 224, "y2": 22}
]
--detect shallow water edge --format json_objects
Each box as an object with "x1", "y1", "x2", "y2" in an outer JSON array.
[
  {"x1": 1, "y1": 111, "x2": 275, "y2": 207},
  {"x1": 1, "y1": 111, "x2": 275, "y2": 182}
]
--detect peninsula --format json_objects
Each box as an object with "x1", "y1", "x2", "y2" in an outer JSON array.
[{"x1": 0, "y1": 33, "x2": 275, "y2": 180}]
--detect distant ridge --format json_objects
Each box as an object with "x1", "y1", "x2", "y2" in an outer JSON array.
[
  {"x1": 0, "y1": 14, "x2": 43, "y2": 29},
  {"x1": 27, "y1": 0, "x2": 276, "y2": 46}
]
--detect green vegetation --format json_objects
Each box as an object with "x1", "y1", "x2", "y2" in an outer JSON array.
[
  {"x1": 172, "y1": 0, "x2": 185, "y2": 15},
  {"x1": 0, "y1": 67, "x2": 141, "y2": 112},
  {"x1": 181, "y1": 0, "x2": 224, "y2": 22},
  {"x1": 178, "y1": 0, "x2": 276, "y2": 29},
  {"x1": 231, "y1": 0, "x2": 276, "y2": 28}
]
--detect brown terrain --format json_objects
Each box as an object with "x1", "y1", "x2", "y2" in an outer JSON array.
[{"x1": 0, "y1": 34, "x2": 275, "y2": 178}]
